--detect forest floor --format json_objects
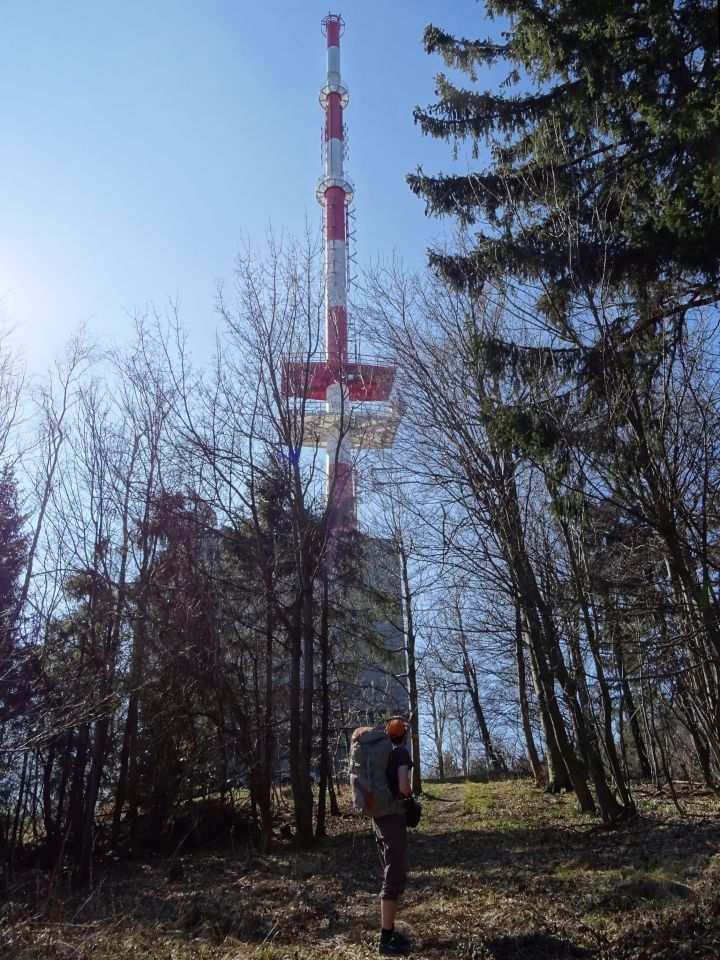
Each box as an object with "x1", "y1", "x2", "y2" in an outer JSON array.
[{"x1": 2, "y1": 779, "x2": 720, "y2": 959}]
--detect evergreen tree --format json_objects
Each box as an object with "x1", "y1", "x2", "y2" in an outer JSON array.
[
  {"x1": 0, "y1": 466, "x2": 28, "y2": 722},
  {"x1": 0, "y1": 467, "x2": 26, "y2": 648},
  {"x1": 410, "y1": 0, "x2": 719, "y2": 314},
  {"x1": 407, "y1": 1, "x2": 720, "y2": 794}
]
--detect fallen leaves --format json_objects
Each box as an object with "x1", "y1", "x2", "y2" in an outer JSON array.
[{"x1": 1, "y1": 780, "x2": 719, "y2": 959}]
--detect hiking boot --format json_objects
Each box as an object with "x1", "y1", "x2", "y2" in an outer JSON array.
[{"x1": 379, "y1": 928, "x2": 411, "y2": 955}]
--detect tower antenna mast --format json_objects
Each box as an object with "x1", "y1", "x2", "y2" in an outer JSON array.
[{"x1": 283, "y1": 13, "x2": 400, "y2": 534}]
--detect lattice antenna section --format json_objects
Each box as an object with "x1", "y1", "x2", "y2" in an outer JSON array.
[{"x1": 346, "y1": 204, "x2": 358, "y2": 292}]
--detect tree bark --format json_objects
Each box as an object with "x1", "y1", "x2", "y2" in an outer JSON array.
[
  {"x1": 78, "y1": 715, "x2": 109, "y2": 880},
  {"x1": 398, "y1": 541, "x2": 423, "y2": 795},
  {"x1": 66, "y1": 723, "x2": 89, "y2": 861},
  {"x1": 462, "y1": 651, "x2": 506, "y2": 774},
  {"x1": 257, "y1": 588, "x2": 276, "y2": 853},
  {"x1": 427, "y1": 679, "x2": 446, "y2": 780},
  {"x1": 613, "y1": 632, "x2": 652, "y2": 780},
  {"x1": 515, "y1": 602, "x2": 544, "y2": 786},
  {"x1": 316, "y1": 575, "x2": 331, "y2": 837}
]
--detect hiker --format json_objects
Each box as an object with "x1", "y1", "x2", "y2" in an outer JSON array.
[{"x1": 373, "y1": 717, "x2": 413, "y2": 956}]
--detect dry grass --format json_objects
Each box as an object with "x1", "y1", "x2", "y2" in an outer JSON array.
[{"x1": 2, "y1": 781, "x2": 719, "y2": 959}]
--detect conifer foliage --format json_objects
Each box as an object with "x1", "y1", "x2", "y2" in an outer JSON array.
[
  {"x1": 0, "y1": 466, "x2": 27, "y2": 718},
  {"x1": 410, "y1": 0, "x2": 719, "y2": 307},
  {"x1": 392, "y1": 0, "x2": 720, "y2": 816}
]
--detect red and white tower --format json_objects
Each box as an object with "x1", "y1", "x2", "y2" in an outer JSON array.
[{"x1": 283, "y1": 13, "x2": 399, "y2": 534}]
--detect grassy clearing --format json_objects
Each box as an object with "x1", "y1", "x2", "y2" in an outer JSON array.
[{"x1": 1, "y1": 780, "x2": 719, "y2": 959}]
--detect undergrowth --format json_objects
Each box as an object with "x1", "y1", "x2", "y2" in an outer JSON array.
[{"x1": 1, "y1": 780, "x2": 719, "y2": 959}]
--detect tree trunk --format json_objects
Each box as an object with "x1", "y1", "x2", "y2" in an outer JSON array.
[
  {"x1": 54, "y1": 730, "x2": 73, "y2": 854},
  {"x1": 542, "y1": 614, "x2": 624, "y2": 821},
  {"x1": 298, "y1": 574, "x2": 315, "y2": 842},
  {"x1": 67, "y1": 723, "x2": 89, "y2": 860},
  {"x1": 462, "y1": 652, "x2": 506, "y2": 774},
  {"x1": 428, "y1": 682, "x2": 446, "y2": 780},
  {"x1": 111, "y1": 692, "x2": 137, "y2": 848},
  {"x1": 500, "y1": 469, "x2": 593, "y2": 807},
  {"x1": 290, "y1": 565, "x2": 315, "y2": 844},
  {"x1": 42, "y1": 741, "x2": 57, "y2": 853},
  {"x1": 399, "y1": 541, "x2": 423, "y2": 795},
  {"x1": 9, "y1": 750, "x2": 29, "y2": 871},
  {"x1": 257, "y1": 590, "x2": 275, "y2": 853},
  {"x1": 515, "y1": 603, "x2": 543, "y2": 786},
  {"x1": 316, "y1": 575, "x2": 331, "y2": 837},
  {"x1": 78, "y1": 715, "x2": 110, "y2": 880},
  {"x1": 525, "y1": 629, "x2": 576, "y2": 794},
  {"x1": 559, "y1": 519, "x2": 634, "y2": 814},
  {"x1": 613, "y1": 632, "x2": 652, "y2": 780},
  {"x1": 509, "y1": 523, "x2": 616, "y2": 816},
  {"x1": 326, "y1": 749, "x2": 340, "y2": 816}
]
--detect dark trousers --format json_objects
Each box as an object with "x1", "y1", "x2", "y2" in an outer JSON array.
[{"x1": 373, "y1": 812, "x2": 407, "y2": 901}]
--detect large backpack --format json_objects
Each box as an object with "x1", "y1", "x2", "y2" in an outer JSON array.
[{"x1": 349, "y1": 726, "x2": 399, "y2": 818}]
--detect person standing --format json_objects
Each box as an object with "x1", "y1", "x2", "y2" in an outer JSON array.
[{"x1": 373, "y1": 717, "x2": 413, "y2": 956}]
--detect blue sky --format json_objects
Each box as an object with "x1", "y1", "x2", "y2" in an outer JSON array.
[{"x1": 1, "y1": 1, "x2": 495, "y2": 370}]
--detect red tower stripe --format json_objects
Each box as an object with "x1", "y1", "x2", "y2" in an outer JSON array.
[
  {"x1": 326, "y1": 20, "x2": 341, "y2": 48},
  {"x1": 325, "y1": 186, "x2": 346, "y2": 241},
  {"x1": 326, "y1": 92, "x2": 343, "y2": 140}
]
